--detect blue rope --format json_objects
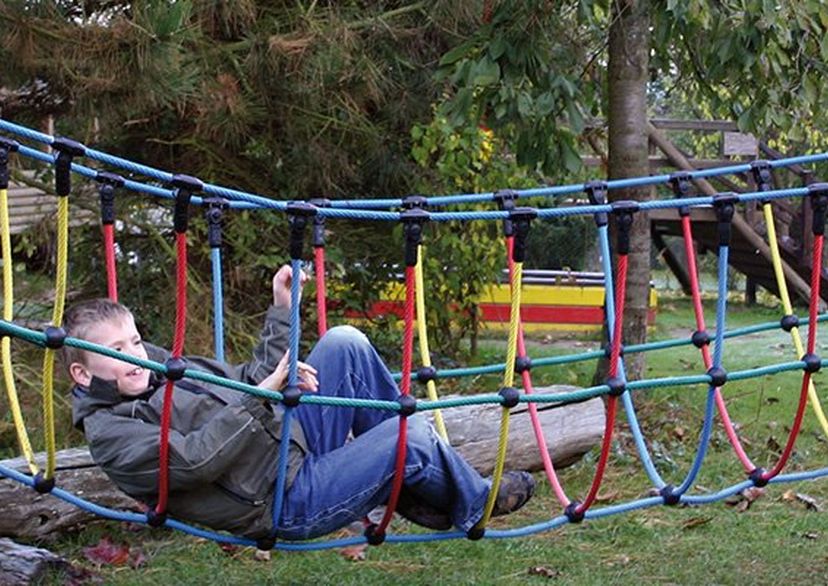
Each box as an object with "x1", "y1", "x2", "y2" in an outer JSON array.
[{"x1": 210, "y1": 247, "x2": 225, "y2": 362}]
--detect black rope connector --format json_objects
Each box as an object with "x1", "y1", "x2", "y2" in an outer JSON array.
[
  {"x1": 510, "y1": 207, "x2": 537, "y2": 263},
  {"x1": 707, "y1": 366, "x2": 727, "y2": 388},
  {"x1": 52, "y1": 137, "x2": 86, "y2": 197},
  {"x1": 416, "y1": 365, "x2": 436, "y2": 384},
  {"x1": 611, "y1": 200, "x2": 639, "y2": 255},
  {"x1": 748, "y1": 467, "x2": 769, "y2": 487},
  {"x1": 515, "y1": 355, "x2": 532, "y2": 374},
  {"x1": 780, "y1": 314, "x2": 800, "y2": 332},
  {"x1": 499, "y1": 386, "x2": 521, "y2": 408},
  {"x1": 494, "y1": 189, "x2": 519, "y2": 236},
  {"x1": 691, "y1": 330, "x2": 710, "y2": 348},
  {"x1": 807, "y1": 183, "x2": 828, "y2": 236},
  {"x1": 401, "y1": 207, "x2": 430, "y2": 267},
  {"x1": 146, "y1": 509, "x2": 167, "y2": 528},
  {"x1": 309, "y1": 198, "x2": 330, "y2": 247},
  {"x1": 286, "y1": 201, "x2": 318, "y2": 260},
  {"x1": 364, "y1": 523, "x2": 386, "y2": 546},
  {"x1": 605, "y1": 375, "x2": 625, "y2": 397},
  {"x1": 164, "y1": 357, "x2": 187, "y2": 381},
  {"x1": 0, "y1": 137, "x2": 20, "y2": 190},
  {"x1": 43, "y1": 326, "x2": 66, "y2": 350},
  {"x1": 660, "y1": 484, "x2": 681, "y2": 506},
  {"x1": 95, "y1": 172, "x2": 124, "y2": 226},
  {"x1": 204, "y1": 198, "x2": 228, "y2": 249},
  {"x1": 170, "y1": 174, "x2": 203, "y2": 234},
  {"x1": 466, "y1": 526, "x2": 485, "y2": 540},
  {"x1": 281, "y1": 386, "x2": 303, "y2": 408},
  {"x1": 750, "y1": 160, "x2": 773, "y2": 205},
  {"x1": 564, "y1": 501, "x2": 585, "y2": 523},
  {"x1": 402, "y1": 195, "x2": 428, "y2": 210},
  {"x1": 398, "y1": 394, "x2": 417, "y2": 417},
  {"x1": 32, "y1": 471, "x2": 55, "y2": 494},
  {"x1": 801, "y1": 352, "x2": 822, "y2": 373},
  {"x1": 668, "y1": 171, "x2": 693, "y2": 217},
  {"x1": 256, "y1": 537, "x2": 276, "y2": 551},
  {"x1": 584, "y1": 181, "x2": 608, "y2": 227},
  {"x1": 712, "y1": 193, "x2": 738, "y2": 246}
]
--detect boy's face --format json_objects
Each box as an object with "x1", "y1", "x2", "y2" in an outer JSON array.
[{"x1": 69, "y1": 315, "x2": 150, "y2": 397}]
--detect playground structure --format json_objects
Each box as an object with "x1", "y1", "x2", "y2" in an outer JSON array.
[{"x1": 1, "y1": 117, "x2": 828, "y2": 551}]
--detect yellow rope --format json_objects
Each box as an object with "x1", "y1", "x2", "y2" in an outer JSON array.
[
  {"x1": 413, "y1": 245, "x2": 448, "y2": 440},
  {"x1": 476, "y1": 262, "x2": 523, "y2": 527},
  {"x1": 0, "y1": 187, "x2": 39, "y2": 474},
  {"x1": 762, "y1": 203, "x2": 828, "y2": 437}
]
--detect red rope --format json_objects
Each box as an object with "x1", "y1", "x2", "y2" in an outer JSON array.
[
  {"x1": 681, "y1": 216, "x2": 754, "y2": 472},
  {"x1": 763, "y1": 234, "x2": 824, "y2": 480},
  {"x1": 374, "y1": 265, "x2": 416, "y2": 534},
  {"x1": 102, "y1": 224, "x2": 118, "y2": 302},
  {"x1": 314, "y1": 246, "x2": 328, "y2": 337},
  {"x1": 155, "y1": 232, "x2": 189, "y2": 515}
]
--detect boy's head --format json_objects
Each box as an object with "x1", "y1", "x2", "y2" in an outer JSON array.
[{"x1": 64, "y1": 299, "x2": 150, "y2": 396}]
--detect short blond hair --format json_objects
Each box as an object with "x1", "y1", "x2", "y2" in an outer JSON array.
[{"x1": 62, "y1": 298, "x2": 134, "y2": 367}]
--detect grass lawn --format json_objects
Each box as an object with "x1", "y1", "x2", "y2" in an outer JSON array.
[{"x1": 8, "y1": 295, "x2": 828, "y2": 584}]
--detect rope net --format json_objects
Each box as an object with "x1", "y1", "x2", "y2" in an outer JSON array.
[{"x1": 1, "y1": 120, "x2": 827, "y2": 550}]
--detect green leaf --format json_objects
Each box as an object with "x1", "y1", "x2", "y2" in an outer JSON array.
[
  {"x1": 517, "y1": 92, "x2": 533, "y2": 117},
  {"x1": 440, "y1": 42, "x2": 473, "y2": 67},
  {"x1": 489, "y1": 37, "x2": 507, "y2": 60},
  {"x1": 472, "y1": 58, "x2": 501, "y2": 86}
]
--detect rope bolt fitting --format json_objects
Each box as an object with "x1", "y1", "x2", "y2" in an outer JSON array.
[
  {"x1": 33, "y1": 472, "x2": 55, "y2": 494},
  {"x1": 170, "y1": 174, "x2": 203, "y2": 234},
  {"x1": 750, "y1": 160, "x2": 773, "y2": 205},
  {"x1": 364, "y1": 523, "x2": 386, "y2": 545},
  {"x1": 416, "y1": 365, "x2": 436, "y2": 384},
  {"x1": 204, "y1": 198, "x2": 228, "y2": 249},
  {"x1": 514, "y1": 356, "x2": 532, "y2": 374},
  {"x1": 610, "y1": 200, "x2": 639, "y2": 255},
  {"x1": 96, "y1": 173, "x2": 124, "y2": 226},
  {"x1": 52, "y1": 137, "x2": 86, "y2": 197},
  {"x1": 564, "y1": 501, "x2": 585, "y2": 523},
  {"x1": 466, "y1": 526, "x2": 485, "y2": 541},
  {"x1": 281, "y1": 386, "x2": 303, "y2": 408},
  {"x1": 400, "y1": 207, "x2": 430, "y2": 267},
  {"x1": 668, "y1": 171, "x2": 693, "y2": 217},
  {"x1": 712, "y1": 193, "x2": 738, "y2": 246},
  {"x1": 780, "y1": 314, "x2": 800, "y2": 332},
  {"x1": 707, "y1": 366, "x2": 727, "y2": 388},
  {"x1": 286, "y1": 201, "x2": 317, "y2": 260},
  {"x1": 801, "y1": 352, "x2": 822, "y2": 373},
  {"x1": 605, "y1": 376, "x2": 625, "y2": 397},
  {"x1": 494, "y1": 189, "x2": 519, "y2": 236},
  {"x1": 309, "y1": 198, "x2": 330, "y2": 247},
  {"x1": 146, "y1": 509, "x2": 167, "y2": 528},
  {"x1": 397, "y1": 394, "x2": 417, "y2": 417},
  {"x1": 691, "y1": 330, "x2": 710, "y2": 348},
  {"x1": 402, "y1": 195, "x2": 428, "y2": 210},
  {"x1": 164, "y1": 357, "x2": 187, "y2": 381},
  {"x1": 807, "y1": 183, "x2": 828, "y2": 236},
  {"x1": 659, "y1": 484, "x2": 681, "y2": 506},
  {"x1": 749, "y1": 467, "x2": 769, "y2": 487},
  {"x1": 509, "y1": 207, "x2": 537, "y2": 263},
  {"x1": 43, "y1": 326, "x2": 66, "y2": 349},
  {"x1": 499, "y1": 386, "x2": 521, "y2": 408},
  {"x1": 584, "y1": 181, "x2": 608, "y2": 227},
  {"x1": 256, "y1": 537, "x2": 276, "y2": 551}
]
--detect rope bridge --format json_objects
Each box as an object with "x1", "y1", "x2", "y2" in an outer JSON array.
[{"x1": 1, "y1": 118, "x2": 827, "y2": 550}]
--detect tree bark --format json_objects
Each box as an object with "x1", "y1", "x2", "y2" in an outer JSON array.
[
  {"x1": 604, "y1": 0, "x2": 652, "y2": 381},
  {"x1": 0, "y1": 387, "x2": 603, "y2": 539},
  {"x1": 0, "y1": 538, "x2": 83, "y2": 584}
]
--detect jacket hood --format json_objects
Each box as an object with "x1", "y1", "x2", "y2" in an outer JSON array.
[{"x1": 71, "y1": 374, "x2": 162, "y2": 429}]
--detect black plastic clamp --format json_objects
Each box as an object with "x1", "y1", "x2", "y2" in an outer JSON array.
[
  {"x1": 584, "y1": 181, "x2": 608, "y2": 227},
  {"x1": 146, "y1": 509, "x2": 167, "y2": 528},
  {"x1": 309, "y1": 198, "x2": 330, "y2": 247},
  {"x1": 605, "y1": 375, "x2": 625, "y2": 397},
  {"x1": 416, "y1": 365, "x2": 437, "y2": 384},
  {"x1": 564, "y1": 501, "x2": 585, "y2": 523},
  {"x1": 515, "y1": 355, "x2": 532, "y2": 374},
  {"x1": 660, "y1": 484, "x2": 681, "y2": 505},
  {"x1": 364, "y1": 523, "x2": 386, "y2": 546},
  {"x1": 807, "y1": 183, "x2": 828, "y2": 236},
  {"x1": 286, "y1": 201, "x2": 318, "y2": 260},
  {"x1": 402, "y1": 195, "x2": 428, "y2": 210},
  {"x1": 691, "y1": 330, "x2": 710, "y2": 348},
  {"x1": 668, "y1": 171, "x2": 693, "y2": 217},
  {"x1": 401, "y1": 207, "x2": 430, "y2": 266},
  {"x1": 707, "y1": 366, "x2": 727, "y2": 387},
  {"x1": 780, "y1": 314, "x2": 800, "y2": 332},
  {"x1": 170, "y1": 174, "x2": 203, "y2": 234},
  {"x1": 749, "y1": 467, "x2": 769, "y2": 487},
  {"x1": 712, "y1": 193, "x2": 738, "y2": 246},
  {"x1": 204, "y1": 198, "x2": 228, "y2": 249},
  {"x1": 510, "y1": 207, "x2": 537, "y2": 263},
  {"x1": 466, "y1": 526, "x2": 485, "y2": 540},
  {"x1": 494, "y1": 189, "x2": 519, "y2": 236},
  {"x1": 499, "y1": 386, "x2": 521, "y2": 408},
  {"x1": 611, "y1": 200, "x2": 639, "y2": 255},
  {"x1": 801, "y1": 352, "x2": 822, "y2": 373},
  {"x1": 397, "y1": 394, "x2": 417, "y2": 417},
  {"x1": 52, "y1": 137, "x2": 86, "y2": 197},
  {"x1": 0, "y1": 137, "x2": 19, "y2": 190},
  {"x1": 43, "y1": 326, "x2": 66, "y2": 349},
  {"x1": 750, "y1": 160, "x2": 773, "y2": 205},
  {"x1": 281, "y1": 386, "x2": 303, "y2": 408},
  {"x1": 33, "y1": 471, "x2": 55, "y2": 494},
  {"x1": 95, "y1": 172, "x2": 124, "y2": 226},
  {"x1": 164, "y1": 357, "x2": 187, "y2": 381},
  {"x1": 256, "y1": 537, "x2": 276, "y2": 551}
]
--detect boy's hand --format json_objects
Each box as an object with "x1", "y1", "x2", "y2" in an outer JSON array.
[
  {"x1": 272, "y1": 264, "x2": 309, "y2": 309},
  {"x1": 258, "y1": 351, "x2": 319, "y2": 393}
]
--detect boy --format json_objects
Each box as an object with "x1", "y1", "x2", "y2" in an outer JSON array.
[{"x1": 67, "y1": 265, "x2": 534, "y2": 541}]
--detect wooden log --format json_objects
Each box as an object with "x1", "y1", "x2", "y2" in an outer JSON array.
[
  {"x1": 0, "y1": 538, "x2": 76, "y2": 584},
  {"x1": 0, "y1": 387, "x2": 603, "y2": 538}
]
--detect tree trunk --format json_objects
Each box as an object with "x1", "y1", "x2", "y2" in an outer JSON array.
[
  {"x1": 0, "y1": 387, "x2": 603, "y2": 539},
  {"x1": 0, "y1": 538, "x2": 89, "y2": 584},
  {"x1": 604, "y1": 0, "x2": 652, "y2": 381}
]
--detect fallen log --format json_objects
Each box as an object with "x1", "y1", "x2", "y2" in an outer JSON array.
[
  {"x1": 0, "y1": 385, "x2": 603, "y2": 539},
  {"x1": 0, "y1": 538, "x2": 90, "y2": 584}
]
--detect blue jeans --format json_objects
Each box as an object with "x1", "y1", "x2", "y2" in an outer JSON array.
[{"x1": 277, "y1": 326, "x2": 489, "y2": 540}]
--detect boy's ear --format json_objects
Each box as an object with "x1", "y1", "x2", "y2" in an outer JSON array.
[{"x1": 69, "y1": 362, "x2": 91, "y2": 387}]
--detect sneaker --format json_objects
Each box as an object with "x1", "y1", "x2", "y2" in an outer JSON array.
[
  {"x1": 491, "y1": 471, "x2": 535, "y2": 517},
  {"x1": 395, "y1": 491, "x2": 452, "y2": 530}
]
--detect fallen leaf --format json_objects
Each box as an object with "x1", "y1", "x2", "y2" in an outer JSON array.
[
  {"x1": 782, "y1": 490, "x2": 796, "y2": 502},
  {"x1": 724, "y1": 487, "x2": 765, "y2": 512},
  {"x1": 528, "y1": 565, "x2": 562, "y2": 579},
  {"x1": 789, "y1": 492, "x2": 822, "y2": 512},
  {"x1": 801, "y1": 531, "x2": 820, "y2": 540},
  {"x1": 82, "y1": 537, "x2": 131, "y2": 566},
  {"x1": 596, "y1": 490, "x2": 619, "y2": 503},
  {"x1": 607, "y1": 554, "x2": 630, "y2": 566},
  {"x1": 673, "y1": 426, "x2": 686, "y2": 440},
  {"x1": 339, "y1": 544, "x2": 368, "y2": 562},
  {"x1": 766, "y1": 436, "x2": 782, "y2": 454},
  {"x1": 742, "y1": 486, "x2": 765, "y2": 503},
  {"x1": 253, "y1": 549, "x2": 272, "y2": 562},
  {"x1": 218, "y1": 543, "x2": 240, "y2": 555},
  {"x1": 682, "y1": 516, "x2": 712, "y2": 530}
]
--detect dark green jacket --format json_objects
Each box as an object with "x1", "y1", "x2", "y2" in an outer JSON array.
[{"x1": 71, "y1": 306, "x2": 307, "y2": 540}]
